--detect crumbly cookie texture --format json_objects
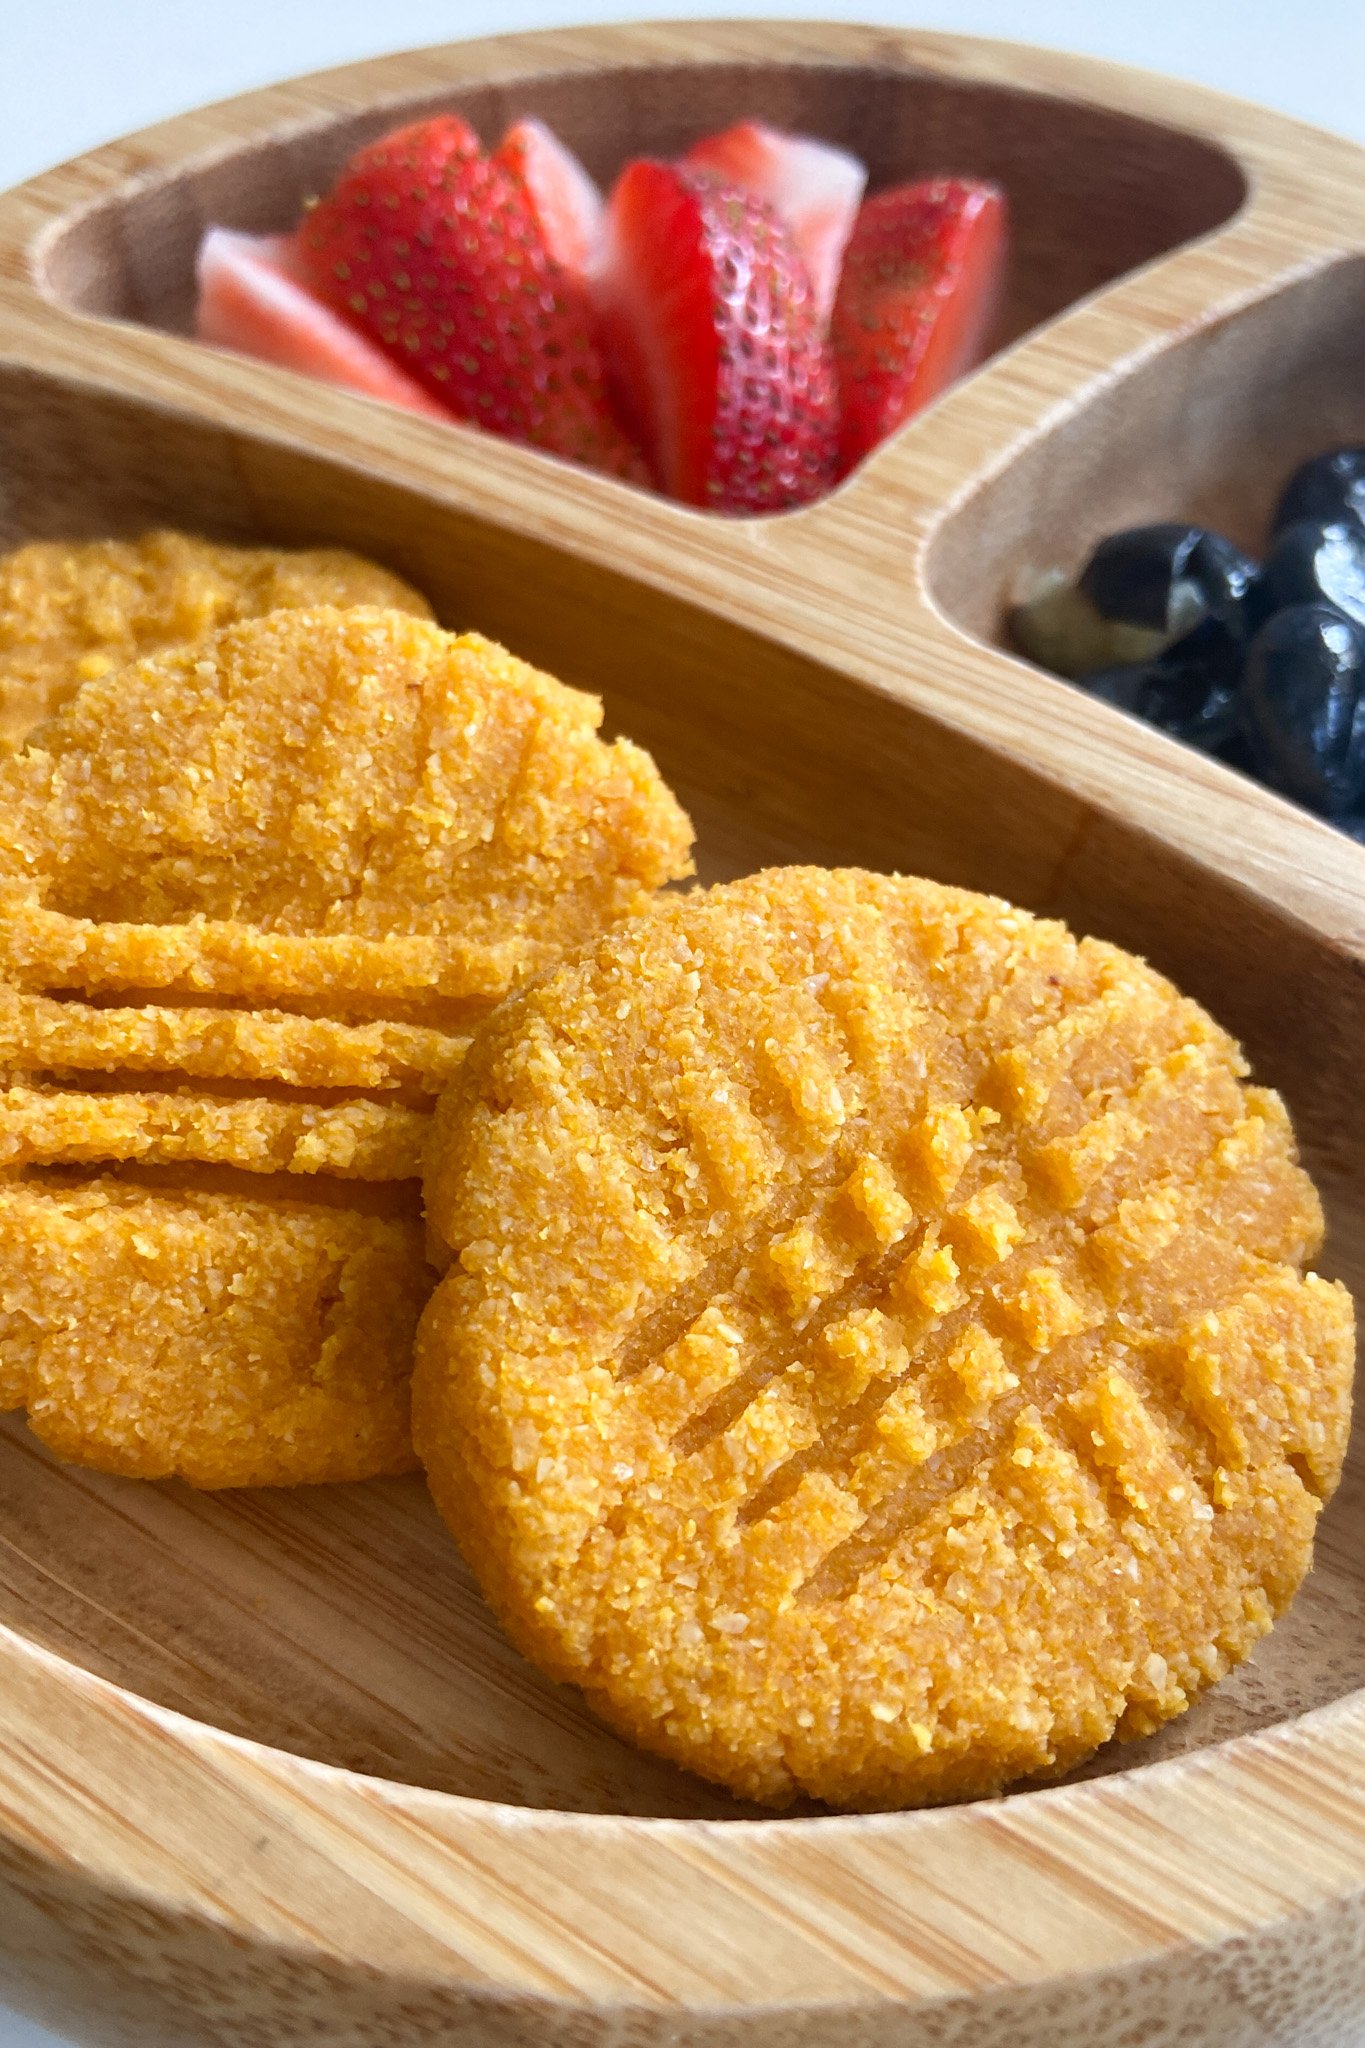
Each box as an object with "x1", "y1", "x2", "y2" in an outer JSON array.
[
  {"x1": 0, "y1": 1176, "x2": 426, "y2": 1487},
  {"x1": 0, "y1": 1085, "x2": 429, "y2": 1181},
  {"x1": 0, "y1": 528, "x2": 433, "y2": 747},
  {"x1": 416, "y1": 866, "x2": 1354, "y2": 1810},
  {"x1": 0, "y1": 986, "x2": 468, "y2": 1097},
  {"x1": 0, "y1": 605, "x2": 694, "y2": 1016},
  {"x1": 0, "y1": 601, "x2": 693, "y2": 1487}
]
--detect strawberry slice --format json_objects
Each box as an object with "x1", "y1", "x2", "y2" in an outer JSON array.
[
  {"x1": 594, "y1": 160, "x2": 838, "y2": 513},
  {"x1": 194, "y1": 227, "x2": 454, "y2": 421},
  {"x1": 298, "y1": 114, "x2": 646, "y2": 481},
  {"x1": 831, "y1": 177, "x2": 1007, "y2": 473},
  {"x1": 683, "y1": 120, "x2": 866, "y2": 327},
  {"x1": 494, "y1": 117, "x2": 603, "y2": 282}
]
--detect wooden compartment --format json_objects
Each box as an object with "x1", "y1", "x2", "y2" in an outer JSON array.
[
  {"x1": 0, "y1": 22, "x2": 1363, "y2": 2048},
  {"x1": 930, "y1": 252, "x2": 1365, "y2": 638},
  {"x1": 39, "y1": 54, "x2": 1245, "y2": 392},
  {"x1": 924, "y1": 253, "x2": 1365, "y2": 1280}
]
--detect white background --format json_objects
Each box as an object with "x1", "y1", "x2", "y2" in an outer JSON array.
[
  {"x1": 4, "y1": 0, "x2": 1365, "y2": 190},
  {"x1": 2, "y1": 3, "x2": 1362, "y2": 2044}
]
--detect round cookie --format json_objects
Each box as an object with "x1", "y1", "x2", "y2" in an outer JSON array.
[
  {"x1": 0, "y1": 605, "x2": 691, "y2": 1489},
  {"x1": 0, "y1": 605, "x2": 694, "y2": 1019},
  {"x1": 0, "y1": 528, "x2": 432, "y2": 747},
  {"x1": 0, "y1": 1174, "x2": 426, "y2": 1488},
  {"x1": 415, "y1": 867, "x2": 1355, "y2": 1809}
]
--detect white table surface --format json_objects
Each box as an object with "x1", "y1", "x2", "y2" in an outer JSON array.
[{"x1": 2, "y1": 3, "x2": 1363, "y2": 2044}]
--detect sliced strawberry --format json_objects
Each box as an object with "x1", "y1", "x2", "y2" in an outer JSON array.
[
  {"x1": 683, "y1": 120, "x2": 865, "y2": 327},
  {"x1": 494, "y1": 117, "x2": 603, "y2": 282},
  {"x1": 595, "y1": 161, "x2": 837, "y2": 513},
  {"x1": 298, "y1": 114, "x2": 646, "y2": 481},
  {"x1": 831, "y1": 177, "x2": 1007, "y2": 473},
  {"x1": 194, "y1": 227, "x2": 455, "y2": 421}
]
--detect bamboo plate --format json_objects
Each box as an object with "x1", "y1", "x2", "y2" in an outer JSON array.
[{"x1": 0, "y1": 20, "x2": 1363, "y2": 2047}]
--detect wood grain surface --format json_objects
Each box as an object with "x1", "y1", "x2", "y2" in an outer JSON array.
[{"x1": 0, "y1": 20, "x2": 1363, "y2": 2047}]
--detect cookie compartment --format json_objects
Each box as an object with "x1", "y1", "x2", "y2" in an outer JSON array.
[{"x1": 0, "y1": 359, "x2": 1360, "y2": 1819}]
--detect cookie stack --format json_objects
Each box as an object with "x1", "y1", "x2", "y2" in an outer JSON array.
[
  {"x1": 6, "y1": 533, "x2": 1351, "y2": 1813},
  {"x1": 0, "y1": 577, "x2": 692, "y2": 1486}
]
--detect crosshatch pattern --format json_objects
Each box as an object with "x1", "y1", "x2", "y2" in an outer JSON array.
[
  {"x1": 0, "y1": 20, "x2": 1364, "y2": 2048},
  {"x1": 419, "y1": 871, "x2": 1349, "y2": 1811}
]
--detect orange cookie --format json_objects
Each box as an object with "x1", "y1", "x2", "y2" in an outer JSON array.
[
  {"x1": 416, "y1": 867, "x2": 1354, "y2": 1809},
  {"x1": 0, "y1": 602, "x2": 693, "y2": 1179},
  {"x1": 0, "y1": 604, "x2": 694, "y2": 1020},
  {"x1": 0, "y1": 604, "x2": 694, "y2": 1486},
  {"x1": 0, "y1": 527, "x2": 432, "y2": 746},
  {"x1": 0, "y1": 1174, "x2": 425, "y2": 1487}
]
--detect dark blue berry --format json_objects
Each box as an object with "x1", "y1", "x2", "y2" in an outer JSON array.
[
  {"x1": 1082, "y1": 665, "x2": 1149, "y2": 715},
  {"x1": 1143, "y1": 615, "x2": 1243, "y2": 749},
  {"x1": 1079, "y1": 524, "x2": 1256, "y2": 636},
  {"x1": 1272, "y1": 448, "x2": 1365, "y2": 537},
  {"x1": 1245, "y1": 518, "x2": 1365, "y2": 634},
  {"x1": 1080, "y1": 614, "x2": 1242, "y2": 752},
  {"x1": 1215, "y1": 730, "x2": 1257, "y2": 777},
  {"x1": 1239, "y1": 603, "x2": 1365, "y2": 814}
]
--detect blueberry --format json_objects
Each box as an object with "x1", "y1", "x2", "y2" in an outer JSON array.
[
  {"x1": 1215, "y1": 730, "x2": 1258, "y2": 778},
  {"x1": 1272, "y1": 447, "x2": 1365, "y2": 537},
  {"x1": 1335, "y1": 810, "x2": 1365, "y2": 845},
  {"x1": 1079, "y1": 614, "x2": 1243, "y2": 752},
  {"x1": 1141, "y1": 615, "x2": 1243, "y2": 750},
  {"x1": 1081, "y1": 664, "x2": 1150, "y2": 714},
  {"x1": 1246, "y1": 518, "x2": 1365, "y2": 634},
  {"x1": 1079, "y1": 524, "x2": 1257, "y2": 636},
  {"x1": 1239, "y1": 603, "x2": 1365, "y2": 814}
]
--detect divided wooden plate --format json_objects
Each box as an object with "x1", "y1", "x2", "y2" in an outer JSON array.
[{"x1": 1, "y1": 21, "x2": 1363, "y2": 2047}]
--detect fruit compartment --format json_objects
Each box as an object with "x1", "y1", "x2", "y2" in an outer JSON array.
[
  {"x1": 34, "y1": 54, "x2": 1247, "y2": 499},
  {"x1": 921, "y1": 252, "x2": 1365, "y2": 1323},
  {"x1": 929, "y1": 254, "x2": 1365, "y2": 655},
  {"x1": 1, "y1": 359, "x2": 1363, "y2": 1820}
]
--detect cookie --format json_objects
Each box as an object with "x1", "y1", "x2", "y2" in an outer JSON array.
[
  {"x1": 0, "y1": 1174, "x2": 425, "y2": 1487},
  {"x1": 0, "y1": 603, "x2": 692, "y2": 1176},
  {"x1": 0, "y1": 604, "x2": 694, "y2": 1020},
  {"x1": 0, "y1": 527, "x2": 432, "y2": 746},
  {"x1": 415, "y1": 867, "x2": 1354, "y2": 1808},
  {"x1": 0, "y1": 604, "x2": 693, "y2": 1485},
  {"x1": 0, "y1": 1084, "x2": 429, "y2": 1180}
]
